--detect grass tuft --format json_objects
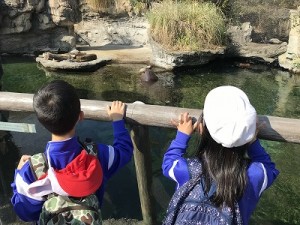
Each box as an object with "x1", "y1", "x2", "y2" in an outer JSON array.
[{"x1": 147, "y1": 0, "x2": 227, "y2": 51}]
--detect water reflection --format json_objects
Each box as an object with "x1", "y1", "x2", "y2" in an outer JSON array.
[
  {"x1": 0, "y1": 57, "x2": 25, "y2": 224},
  {"x1": 1, "y1": 56, "x2": 300, "y2": 224}
]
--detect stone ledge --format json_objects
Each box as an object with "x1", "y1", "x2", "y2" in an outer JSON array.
[{"x1": 36, "y1": 55, "x2": 112, "y2": 72}]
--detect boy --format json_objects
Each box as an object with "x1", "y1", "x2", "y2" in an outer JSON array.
[{"x1": 11, "y1": 80, "x2": 134, "y2": 222}]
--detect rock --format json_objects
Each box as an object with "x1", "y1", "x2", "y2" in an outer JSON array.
[
  {"x1": 149, "y1": 34, "x2": 225, "y2": 70},
  {"x1": 0, "y1": 27, "x2": 73, "y2": 54},
  {"x1": 48, "y1": 0, "x2": 80, "y2": 26},
  {"x1": 227, "y1": 22, "x2": 253, "y2": 46},
  {"x1": 0, "y1": 0, "x2": 79, "y2": 54},
  {"x1": 74, "y1": 17, "x2": 149, "y2": 47},
  {"x1": 42, "y1": 52, "x2": 97, "y2": 62},
  {"x1": 269, "y1": 38, "x2": 283, "y2": 44},
  {"x1": 236, "y1": 63, "x2": 251, "y2": 69},
  {"x1": 279, "y1": 8, "x2": 300, "y2": 72},
  {"x1": 36, "y1": 54, "x2": 111, "y2": 72},
  {"x1": 0, "y1": 13, "x2": 32, "y2": 34},
  {"x1": 236, "y1": 42, "x2": 287, "y2": 63}
]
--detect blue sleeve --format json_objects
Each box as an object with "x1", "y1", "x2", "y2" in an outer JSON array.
[
  {"x1": 11, "y1": 162, "x2": 44, "y2": 222},
  {"x1": 238, "y1": 139, "x2": 280, "y2": 223},
  {"x1": 98, "y1": 119, "x2": 133, "y2": 179},
  {"x1": 162, "y1": 131, "x2": 190, "y2": 189},
  {"x1": 247, "y1": 139, "x2": 279, "y2": 188}
]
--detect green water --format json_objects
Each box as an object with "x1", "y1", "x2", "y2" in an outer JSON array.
[{"x1": 1, "y1": 56, "x2": 300, "y2": 224}]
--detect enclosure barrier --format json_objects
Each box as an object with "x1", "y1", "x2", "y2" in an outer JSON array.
[{"x1": 1, "y1": 92, "x2": 300, "y2": 225}]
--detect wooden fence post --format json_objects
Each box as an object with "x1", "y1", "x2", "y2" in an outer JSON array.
[{"x1": 130, "y1": 124, "x2": 157, "y2": 225}]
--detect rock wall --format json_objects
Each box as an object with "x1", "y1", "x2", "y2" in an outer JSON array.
[
  {"x1": 0, "y1": 0, "x2": 148, "y2": 54},
  {"x1": 0, "y1": 0, "x2": 297, "y2": 58},
  {"x1": 0, "y1": 0, "x2": 79, "y2": 54},
  {"x1": 74, "y1": 16, "x2": 149, "y2": 47},
  {"x1": 279, "y1": 7, "x2": 300, "y2": 73},
  {"x1": 287, "y1": 8, "x2": 300, "y2": 56}
]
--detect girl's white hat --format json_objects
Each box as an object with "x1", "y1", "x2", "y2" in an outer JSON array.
[{"x1": 203, "y1": 86, "x2": 257, "y2": 148}]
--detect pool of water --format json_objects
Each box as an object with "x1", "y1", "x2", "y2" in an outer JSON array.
[{"x1": 1, "y1": 56, "x2": 300, "y2": 225}]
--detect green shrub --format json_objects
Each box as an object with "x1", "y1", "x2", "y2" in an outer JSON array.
[{"x1": 147, "y1": 0, "x2": 227, "y2": 51}]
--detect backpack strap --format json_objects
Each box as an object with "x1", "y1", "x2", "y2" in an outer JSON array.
[
  {"x1": 163, "y1": 159, "x2": 204, "y2": 225},
  {"x1": 29, "y1": 153, "x2": 48, "y2": 180},
  {"x1": 186, "y1": 158, "x2": 216, "y2": 198},
  {"x1": 79, "y1": 137, "x2": 98, "y2": 156},
  {"x1": 186, "y1": 158, "x2": 202, "y2": 179}
]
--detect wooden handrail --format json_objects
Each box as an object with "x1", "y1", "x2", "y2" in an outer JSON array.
[
  {"x1": 0, "y1": 91, "x2": 300, "y2": 144},
  {"x1": 1, "y1": 91, "x2": 299, "y2": 225}
]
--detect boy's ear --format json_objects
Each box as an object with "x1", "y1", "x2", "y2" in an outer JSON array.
[{"x1": 78, "y1": 111, "x2": 84, "y2": 121}]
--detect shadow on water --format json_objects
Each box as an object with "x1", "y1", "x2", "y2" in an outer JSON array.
[
  {"x1": 0, "y1": 57, "x2": 23, "y2": 223},
  {"x1": 0, "y1": 56, "x2": 300, "y2": 224},
  {"x1": 0, "y1": 128, "x2": 22, "y2": 224}
]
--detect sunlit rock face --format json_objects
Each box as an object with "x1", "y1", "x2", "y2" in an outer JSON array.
[{"x1": 279, "y1": 7, "x2": 300, "y2": 73}]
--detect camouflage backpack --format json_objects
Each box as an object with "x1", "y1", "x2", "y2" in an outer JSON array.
[{"x1": 29, "y1": 139, "x2": 102, "y2": 225}]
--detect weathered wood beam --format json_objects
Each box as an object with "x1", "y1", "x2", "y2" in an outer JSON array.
[
  {"x1": 131, "y1": 125, "x2": 156, "y2": 225},
  {"x1": 42, "y1": 52, "x2": 97, "y2": 62},
  {"x1": 0, "y1": 92, "x2": 299, "y2": 144}
]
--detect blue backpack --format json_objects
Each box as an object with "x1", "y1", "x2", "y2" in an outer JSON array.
[{"x1": 163, "y1": 158, "x2": 243, "y2": 225}]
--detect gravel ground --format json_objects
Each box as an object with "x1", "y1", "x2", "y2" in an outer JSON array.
[{"x1": 0, "y1": 201, "x2": 143, "y2": 225}]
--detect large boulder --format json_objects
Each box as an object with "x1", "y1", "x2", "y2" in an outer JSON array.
[
  {"x1": 226, "y1": 22, "x2": 287, "y2": 64},
  {"x1": 48, "y1": 0, "x2": 80, "y2": 26},
  {"x1": 279, "y1": 7, "x2": 300, "y2": 73},
  {"x1": 36, "y1": 51, "x2": 111, "y2": 72},
  {"x1": 149, "y1": 34, "x2": 225, "y2": 70},
  {"x1": 0, "y1": 27, "x2": 73, "y2": 54},
  {"x1": 74, "y1": 16, "x2": 149, "y2": 47},
  {"x1": 0, "y1": 0, "x2": 79, "y2": 54}
]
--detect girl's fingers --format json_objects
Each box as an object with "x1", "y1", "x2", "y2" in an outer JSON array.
[{"x1": 171, "y1": 119, "x2": 178, "y2": 127}]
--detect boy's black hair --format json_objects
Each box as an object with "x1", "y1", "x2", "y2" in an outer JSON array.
[{"x1": 33, "y1": 80, "x2": 81, "y2": 135}]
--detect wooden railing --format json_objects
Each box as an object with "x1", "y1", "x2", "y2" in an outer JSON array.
[{"x1": 1, "y1": 92, "x2": 300, "y2": 225}]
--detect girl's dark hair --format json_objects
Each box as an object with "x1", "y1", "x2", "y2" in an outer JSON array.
[
  {"x1": 33, "y1": 80, "x2": 81, "y2": 135},
  {"x1": 196, "y1": 124, "x2": 250, "y2": 208}
]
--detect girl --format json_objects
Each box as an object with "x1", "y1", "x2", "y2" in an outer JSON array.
[{"x1": 162, "y1": 86, "x2": 279, "y2": 225}]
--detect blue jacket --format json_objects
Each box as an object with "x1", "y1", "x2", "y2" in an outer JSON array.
[
  {"x1": 162, "y1": 131, "x2": 279, "y2": 225},
  {"x1": 11, "y1": 119, "x2": 133, "y2": 222}
]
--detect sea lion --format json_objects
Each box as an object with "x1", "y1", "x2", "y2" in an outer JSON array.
[{"x1": 140, "y1": 65, "x2": 158, "y2": 82}]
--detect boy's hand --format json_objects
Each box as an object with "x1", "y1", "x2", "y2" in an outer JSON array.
[
  {"x1": 17, "y1": 155, "x2": 31, "y2": 170},
  {"x1": 172, "y1": 112, "x2": 199, "y2": 136},
  {"x1": 107, "y1": 101, "x2": 125, "y2": 121}
]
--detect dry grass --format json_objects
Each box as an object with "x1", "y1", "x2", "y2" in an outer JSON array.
[
  {"x1": 85, "y1": 0, "x2": 114, "y2": 11},
  {"x1": 147, "y1": 0, "x2": 227, "y2": 51}
]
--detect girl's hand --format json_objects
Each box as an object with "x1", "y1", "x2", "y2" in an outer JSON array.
[
  {"x1": 172, "y1": 112, "x2": 199, "y2": 135},
  {"x1": 107, "y1": 101, "x2": 125, "y2": 121}
]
